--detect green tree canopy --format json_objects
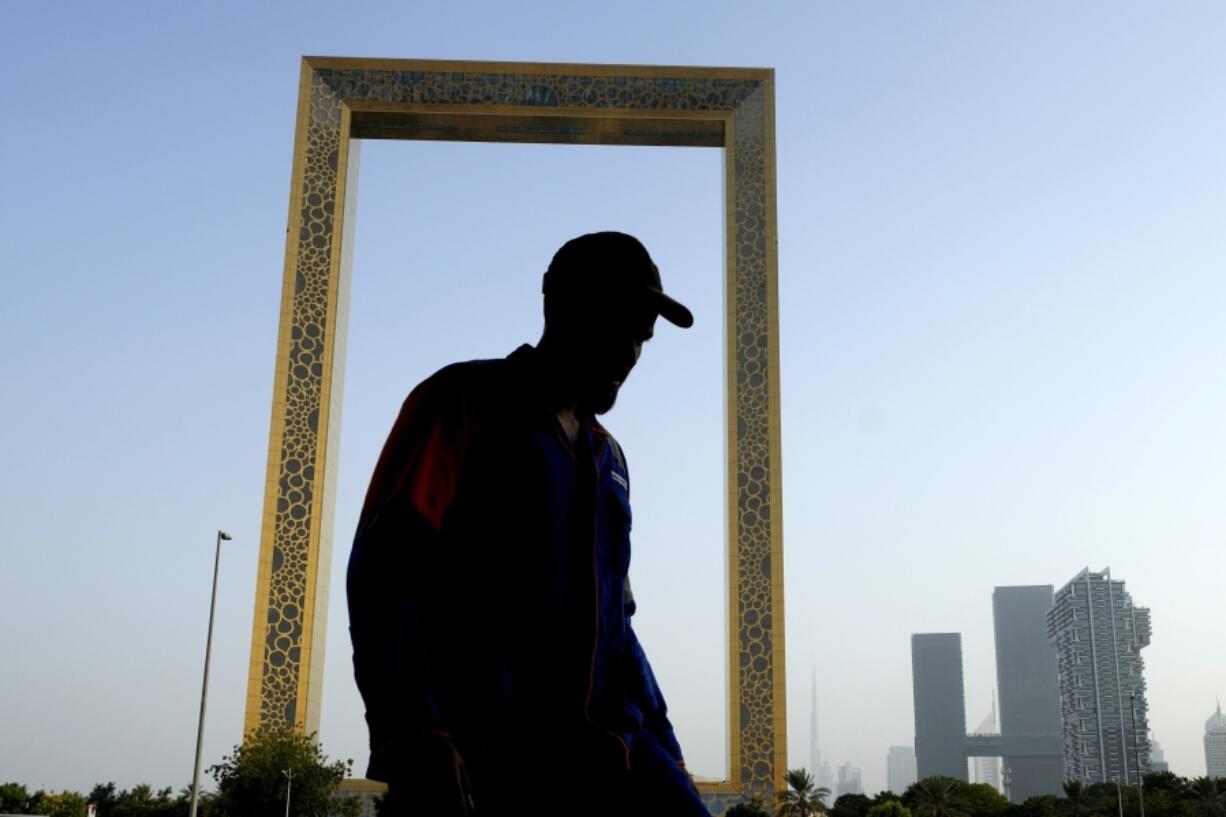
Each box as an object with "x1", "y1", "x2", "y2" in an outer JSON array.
[
  {"x1": 30, "y1": 790, "x2": 89, "y2": 817},
  {"x1": 724, "y1": 792, "x2": 771, "y2": 817},
  {"x1": 1, "y1": 783, "x2": 37, "y2": 815},
  {"x1": 1004, "y1": 794, "x2": 1062, "y2": 817},
  {"x1": 208, "y1": 727, "x2": 357, "y2": 817},
  {"x1": 1189, "y1": 777, "x2": 1226, "y2": 817},
  {"x1": 1148, "y1": 773, "x2": 1191, "y2": 799},
  {"x1": 904, "y1": 777, "x2": 972, "y2": 817},
  {"x1": 778, "y1": 769, "x2": 832, "y2": 817},
  {"x1": 961, "y1": 782, "x2": 1009, "y2": 817},
  {"x1": 87, "y1": 783, "x2": 119, "y2": 817},
  {"x1": 867, "y1": 799, "x2": 914, "y2": 817},
  {"x1": 833, "y1": 793, "x2": 875, "y2": 817}
]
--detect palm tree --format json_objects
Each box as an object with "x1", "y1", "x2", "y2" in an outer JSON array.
[
  {"x1": 1063, "y1": 779, "x2": 1092, "y2": 817},
  {"x1": 908, "y1": 777, "x2": 970, "y2": 817},
  {"x1": 777, "y1": 768, "x2": 832, "y2": 817},
  {"x1": 1189, "y1": 777, "x2": 1226, "y2": 817}
]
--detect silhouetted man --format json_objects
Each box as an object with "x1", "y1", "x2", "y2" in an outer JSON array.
[{"x1": 347, "y1": 232, "x2": 708, "y2": 816}]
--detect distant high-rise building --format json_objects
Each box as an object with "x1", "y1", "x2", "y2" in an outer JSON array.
[
  {"x1": 887, "y1": 746, "x2": 917, "y2": 794},
  {"x1": 993, "y1": 586, "x2": 1065, "y2": 800},
  {"x1": 837, "y1": 762, "x2": 863, "y2": 796},
  {"x1": 816, "y1": 759, "x2": 834, "y2": 792},
  {"x1": 1206, "y1": 700, "x2": 1226, "y2": 779},
  {"x1": 971, "y1": 700, "x2": 1003, "y2": 794},
  {"x1": 1149, "y1": 738, "x2": 1169, "y2": 773},
  {"x1": 1047, "y1": 568, "x2": 1152, "y2": 785},
  {"x1": 912, "y1": 633, "x2": 968, "y2": 780},
  {"x1": 808, "y1": 670, "x2": 835, "y2": 790},
  {"x1": 811, "y1": 670, "x2": 822, "y2": 783}
]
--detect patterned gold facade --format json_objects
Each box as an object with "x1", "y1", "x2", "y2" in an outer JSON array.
[{"x1": 248, "y1": 57, "x2": 785, "y2": 807}]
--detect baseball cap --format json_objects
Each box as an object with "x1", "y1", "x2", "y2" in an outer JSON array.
[{"x1": 542, "y1": 231, "x2": 694, "y2": 329}]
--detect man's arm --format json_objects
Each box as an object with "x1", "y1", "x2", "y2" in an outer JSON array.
[
  {"x1": 621, "y1": 580, "x2": 685, "y2": 764},
  {"x1": 346, "y1": 373, "x2": 473, "y2": 807}
]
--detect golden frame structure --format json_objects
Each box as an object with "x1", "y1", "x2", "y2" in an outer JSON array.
[{"x1": 245, "y1": 56, "x2": 786, "y2": 805}]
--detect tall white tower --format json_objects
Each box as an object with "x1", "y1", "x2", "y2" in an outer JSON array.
[
  {"x1": 810, "y1": 669, "x2": 833, "y2": 789},
  {"x1": 971, "y1": 694, "x2": 1003, "y2": 793},
  {"x1": 810, "y1": 669, "x2": 819, "y2": 778},
  {"x1": 1206, "y1": 699, "x2": 1226, "y2": 778}
]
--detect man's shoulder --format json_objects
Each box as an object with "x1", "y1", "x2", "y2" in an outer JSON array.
[
  {"x1": 419, "y1": 356, "x2": 509, "y2": 392},
  {"x1": 407, "y1": 348, "x2": 527, "y2": 411}
]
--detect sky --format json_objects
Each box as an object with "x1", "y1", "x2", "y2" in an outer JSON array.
[{"x1": 2, "y1": 0, "x2": 1225, "y2": 798}]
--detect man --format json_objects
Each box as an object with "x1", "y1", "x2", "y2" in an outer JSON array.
[{"x1": 347, "y1": 232, "x2": 708, "y2": 816}]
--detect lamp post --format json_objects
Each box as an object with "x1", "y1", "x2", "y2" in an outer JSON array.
[
  {"x1": 188, "y1": 530, "x2": 232, "y2": 817},
  {"x1": 1129, "y1": 693, "x2": 1146, "y2": 817},
  {"x1": 283, "y1": 768, "x2": 294, "y2": 817}
]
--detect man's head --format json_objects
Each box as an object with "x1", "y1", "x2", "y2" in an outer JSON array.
[{"x1": 540, "y1": 231, "x2": 693, "y2": 415}]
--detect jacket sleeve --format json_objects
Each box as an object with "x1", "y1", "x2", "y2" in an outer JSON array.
[
  {"x1": 622, "y1": 579, "x2": 685, "y2": 764},
  {"x1": 346, "y1": 374, "x2": 471, "y2": 782}
]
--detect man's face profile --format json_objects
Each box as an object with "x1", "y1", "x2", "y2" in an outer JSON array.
[
  {"x1": 541, "y1": 231, "x2": 690, "y2": 416},
  {"x1": 561, "y1": 297, "x2": 658, "y2": 416}
]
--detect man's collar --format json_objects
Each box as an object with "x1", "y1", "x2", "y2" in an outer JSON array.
[{"x1": 505, "y1": 343, "x2": 610, "y2": 438}]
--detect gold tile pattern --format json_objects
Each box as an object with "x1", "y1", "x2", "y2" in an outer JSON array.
[{"x1": 248, "y1": 57, "x2": 785, "y2": 803}]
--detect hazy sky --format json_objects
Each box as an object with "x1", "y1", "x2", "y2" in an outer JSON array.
[{"x1": 3, "y1": 0, "x2": 1225, "y2": 798}]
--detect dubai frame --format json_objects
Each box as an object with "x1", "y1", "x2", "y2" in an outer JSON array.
[{"x1": 244, "y1": 56, "x2": 786, "y2": 806}]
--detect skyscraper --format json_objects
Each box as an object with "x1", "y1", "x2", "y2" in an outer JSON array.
[
  {"x1": 1047, "y1": 568, "x2": 1152, "y2": 785},
  {"x1": 1206, "y1": 701, "x2": 1226, "y2": 778},
  {"x1": 912, "y1": 633, "x2": 968, "y2": 780},
  {"x1": 971, "y1": 700, "x2": 1003, "y2": 794},
  {"x1": 1149, "y1": 738, "x2": 1169, "y2": 773},
  {"x1": 887, "y1": 746, "x2": 918, "y2": 794},
  {"x1": 816, "y1": 759, "x2": 834, "y2": 792},
  {"x1": 809, "y1": 669, "x2": 835, "y2": 790},
  {"x1": 811, "y1": 670, "x2": 821, "y2": 783},
  {"x1": 837, "y1": 762, "x2": 863, "y2": 796},
  {"x1": 993, "y1": 586, "x2": 1065, "y2": 800}
]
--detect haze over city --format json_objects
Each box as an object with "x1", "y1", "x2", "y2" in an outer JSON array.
[{"x1": 2, "y1": 0, "x2": 1224, "y2": 801}]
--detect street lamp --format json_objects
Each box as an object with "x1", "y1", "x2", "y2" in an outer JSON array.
[
  {"x1": 188, "y1": 530, "x2": 233, "y2": 817},
  {"x1": 283, "y1": 768, "x2": 295, "y2": 817}
]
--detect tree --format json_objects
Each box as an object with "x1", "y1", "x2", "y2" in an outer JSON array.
[
  {"x1": 725, "y1": 793, "x2": 771, "y2": 817},
  {"x1": 1, "y1": 783, "x2": 37, "y2": 814},
  {"x1": 208, "y1": 727, "x2": 354, "y2": 817},
  {"x1": 867, "y1": 800, "x2": 913, "y2": 817},
  {"x1": 1062, "y1": 780, "x2": 1093, "y2": 817},
  {"x1": 109, "y1": 784, "x2": 180, "y2": 817},
  {"x1": 29, "y1": 790, "x2": 89, "y2": 817},
  {"x1": 905, "y1": 777, "x2": 971, "y2": 817},
  {"x1": 778, "y1": 769, "x2": 832, "y2": 817},
  {"x1": 833, "y1": 793, "x2": 875, "y2": 817},
  {"x1": 1189, "y1": 777, "x2": 1226, "y2": 817},
  {"x1": 1005, "y1": 794, "x2": 1062, "y2": 817},
  {"x1": 88, "y1": 783, "x2": 119, "y2": 817},
  {"x1": 961, "y1": 783, "x2": 1009, "y2": 817},
  {"x1": 1084, "y1": 782, "x2": 1126, "y2": 817},
  {"x1": 1147, "y1": 773, "x2": 1189, "y2": 800}
]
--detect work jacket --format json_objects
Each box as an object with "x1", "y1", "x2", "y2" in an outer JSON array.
[{"x1": 347, "y1": 344, "x2": 683, "y2": 783}]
